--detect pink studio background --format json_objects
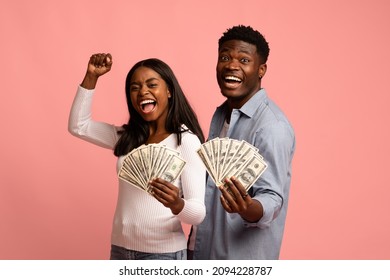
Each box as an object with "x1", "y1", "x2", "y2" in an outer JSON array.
[{"x1": 1, "y1": 0, "x2": 389, "y2": 259}]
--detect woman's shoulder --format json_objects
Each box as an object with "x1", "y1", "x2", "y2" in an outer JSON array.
[
  {"x1": 175, "y1": 133, "x2": 200, "y2": 158},
  {"x1": 180, "y1": 126, "x2": 201, "y2": 142}
]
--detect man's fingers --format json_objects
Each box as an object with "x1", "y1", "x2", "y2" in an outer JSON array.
[
  {"x1": 222, "y1": 177, "x2": 242, "y2": 201},
  {"x1": 230, "y1": 176, "x2": 248, "y2": 198},
  {"x1": 220, "y1": 195, "x2": 232, "y2": 212},
  {"x1": 219, "y1": 177, "x2": 251, "y2": 213},
  {"x1": 219, "y1": 184, "x2": 238, "y2": 209}
]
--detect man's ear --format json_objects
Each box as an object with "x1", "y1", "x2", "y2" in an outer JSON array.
[{"x1": 259, "y1": 63, "x2": 267, "y2": 79}]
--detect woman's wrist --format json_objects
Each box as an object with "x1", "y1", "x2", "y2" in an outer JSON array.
[{"x1": 80, "y1": 72, "x2": 99, "y2": 89}]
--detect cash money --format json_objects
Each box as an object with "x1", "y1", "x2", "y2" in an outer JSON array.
[
  {"x1": 118, "y1": 143, "x2": 186, "y2": 194},
  {"x1": 197, "y1": 138, "x2": 267, "y2": 190}
]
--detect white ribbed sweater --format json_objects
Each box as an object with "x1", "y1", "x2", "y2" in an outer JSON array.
[{"x1": 68, "y1": 86, "x2": 206, "y2": 253}]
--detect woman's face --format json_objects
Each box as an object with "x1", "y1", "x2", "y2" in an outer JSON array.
[{"x1": 129, "y1": 66, "x2": 171, "y2": 124}]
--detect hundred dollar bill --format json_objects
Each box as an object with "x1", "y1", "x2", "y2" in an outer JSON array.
[
  {"x1": 233, "y1": 153, "x2": 267, "y2": 190},
  {"x1": 128, "y1": 148, "x2": 147, "y2": 184},
  {"x1": 197, "y1": 138, "x2": 268, "y2": 189},
  {"x1": 149, "y1": 144, "x2": 164, "y2": 179},
  {"x1": 138, "y1": 145, "x2": 151, "y2": 180},
  {"x1": 220, "y1": 139, "x2": 244, "y2": 181},
  {"x1": 148, "y1": 154, "x2": 186, "y2": 194},
  {"x1": 197, "y1": 146, "x2": 217, "y2": 184},
  {"x1": 221, "y1": 145, "x2": 256, "y2": 184},
  {"x1": 218, "y1": 137, "x2": 233, "y2": 183},
  {"x1": 120, "y1": 155, "x2": 146, "y2": 190},
  {"x1": 155, "y1": 146, "x2": 180, "y2": 177},
  {"x1": 118, "y1": 168, "x2": 145, "y2": 191},
  {"x1": 158, "y1": 155, "x2": 186, "y2": 183},
  {"x1": 122, "y1": 154, "x2": 147, "y2": 188},
  {"x1": 118, "y1": 143, "x2": 186, "y2": 193},
  {"x1": 209, "y1": 138, "x2": 220, "y2": 180},
  {"x1": 202, "y1": 140, "x2": 216, "y2": 176}
]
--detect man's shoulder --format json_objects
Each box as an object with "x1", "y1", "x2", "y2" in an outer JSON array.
[{"x1": 255, "y1": 94, "x2": 293, "y2": 129}]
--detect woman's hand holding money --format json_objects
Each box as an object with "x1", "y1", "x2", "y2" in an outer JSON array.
[
  {"x1": 149, "y1": 178, "x2": 184, "y2": 215},
  {"x1": 219, "y1": 177, "x2": 264, "y2": 223}
]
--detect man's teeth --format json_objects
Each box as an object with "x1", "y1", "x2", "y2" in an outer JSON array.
[{"x1": 225, "y1": 76, "x2": 242, "y2": 82}]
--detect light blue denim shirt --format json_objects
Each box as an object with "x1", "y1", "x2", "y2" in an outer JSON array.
[{"x1": 192, "y1": 89, "x2": 295, "y2": 259}]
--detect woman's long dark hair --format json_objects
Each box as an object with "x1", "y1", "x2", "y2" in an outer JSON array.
[{"x1": 114, "y1": 58, "x2": 205, "y2": 157}]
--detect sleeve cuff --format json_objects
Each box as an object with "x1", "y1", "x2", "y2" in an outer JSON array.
[{"x1": 243, "y1": 197, "x2": 276, "y2": 229}]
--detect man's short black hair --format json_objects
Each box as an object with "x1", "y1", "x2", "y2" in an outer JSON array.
[{"x1": 218, "y1": 25, "x2": 270, "y2": 63}]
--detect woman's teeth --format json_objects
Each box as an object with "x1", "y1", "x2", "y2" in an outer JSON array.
[{"x1": 140, "y1": 100, "x2": 156, "y2": 113}]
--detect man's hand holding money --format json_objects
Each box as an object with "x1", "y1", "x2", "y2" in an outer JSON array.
[
  {"x1": 196, "y1": 138, "x2": 268, "y2": 223},
  {"x1": 219, "y1": 176, "x2": 264, "y2": 223}
]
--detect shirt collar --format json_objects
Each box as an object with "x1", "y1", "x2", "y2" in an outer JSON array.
[
  {"x1": 220, "y1": 88, "x2": 267, "y2": 118},
  {"x1": 216, "y1": 88, "x2": 267, "y2": 118}
]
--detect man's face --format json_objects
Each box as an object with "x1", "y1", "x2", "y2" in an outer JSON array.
[{"x1": 216, "y1": 40, "x2": 266, "y2": 109}]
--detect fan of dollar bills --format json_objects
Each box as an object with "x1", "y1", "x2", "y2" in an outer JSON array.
[
  {"x1": 118, "y1": 143, "x2": 186, "y2": 193},
  {"x1": 197, "y1": 138, "x2": 267, "y2": 190}
]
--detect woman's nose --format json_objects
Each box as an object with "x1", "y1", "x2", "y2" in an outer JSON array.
[{"x1": 140, "y1": 84, "x2": 149, "y2": 95}]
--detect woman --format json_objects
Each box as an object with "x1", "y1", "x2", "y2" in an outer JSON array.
[{"x1": 68, "y1": 53, "x2": 206, "y2": 260}]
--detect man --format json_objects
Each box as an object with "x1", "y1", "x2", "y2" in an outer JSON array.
[{"x1": 189, "y1": 25, "x2": 296, "y2": 259}]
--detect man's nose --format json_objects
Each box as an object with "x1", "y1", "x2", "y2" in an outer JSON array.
[{"x1": 225, "y1": 59, "x2": 240, "y2": 70}]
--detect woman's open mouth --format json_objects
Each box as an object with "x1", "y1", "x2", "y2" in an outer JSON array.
[{"x1": 140, "y1": 99, "x2": 156, "y2": 113}]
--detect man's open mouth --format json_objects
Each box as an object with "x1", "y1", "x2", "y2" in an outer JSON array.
[{"x1": 224, "y1": 75, "x2": 242, "y2": 84}]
